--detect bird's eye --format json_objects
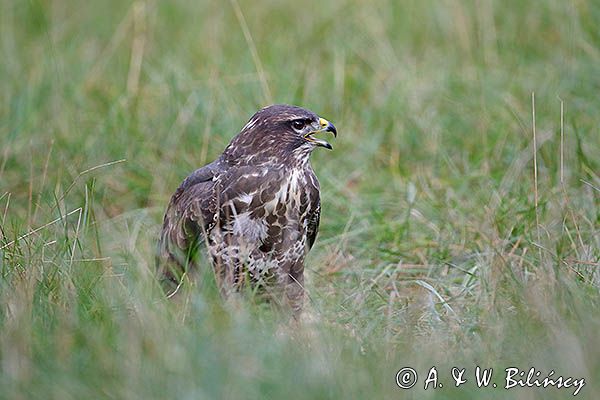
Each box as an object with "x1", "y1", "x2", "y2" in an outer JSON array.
[{"x1": 291, "y1": 120, "x2": 305, "y2": 131}]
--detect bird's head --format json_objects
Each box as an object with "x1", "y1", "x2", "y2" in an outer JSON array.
[{"x1": 225, "y1": 104, "x2": 337, "y2": 164}]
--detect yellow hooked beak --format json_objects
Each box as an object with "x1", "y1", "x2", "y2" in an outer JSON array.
[{"x1": 304, "y1": 117, "x2": 337, "y2": 150}]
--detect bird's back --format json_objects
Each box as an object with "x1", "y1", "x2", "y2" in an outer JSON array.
[{"x1": 156, "y1": 159, "x2": 223, "y2": 292}]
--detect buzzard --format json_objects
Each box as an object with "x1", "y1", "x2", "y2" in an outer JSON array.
[{"x1": 157, "y1": 104, "x2": 337, "y2": 315}]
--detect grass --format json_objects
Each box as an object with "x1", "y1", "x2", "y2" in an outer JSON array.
[{"x1": 1, "y1": 0, "x2": 599, "y2": 398}]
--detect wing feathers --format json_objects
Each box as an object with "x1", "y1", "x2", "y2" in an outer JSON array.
[{"x1": 156, "y1": 160, "x2": 224, "y2": 291}]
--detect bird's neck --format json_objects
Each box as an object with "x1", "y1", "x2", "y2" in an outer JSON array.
[
  {"x1": 288, "y1": 145, "x2": 314, "y2": 167},
  {"x1": 223, "y1": 136, "x2": 314, "y2": 169}
]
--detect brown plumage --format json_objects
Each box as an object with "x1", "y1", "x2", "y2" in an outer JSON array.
[{"x1": 156, "y1": 104, "x2": 337, "y2": 315}]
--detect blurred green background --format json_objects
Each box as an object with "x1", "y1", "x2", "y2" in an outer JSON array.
[{"x1": 1, "y1": 0, "x2": 599, "y2": 398}]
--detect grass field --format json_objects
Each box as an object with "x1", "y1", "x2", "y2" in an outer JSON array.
[{"x1": 1, "y1": 0, "x2": 599, "y2": 398}]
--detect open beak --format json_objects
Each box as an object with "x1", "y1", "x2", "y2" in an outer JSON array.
[{"x1": 304, "y1": 117, "x2": 337, "y2": 150}]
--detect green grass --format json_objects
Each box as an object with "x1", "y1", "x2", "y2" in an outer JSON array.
[{"x1": 1, "y1": 0, "x2": 599, "y2": 398}]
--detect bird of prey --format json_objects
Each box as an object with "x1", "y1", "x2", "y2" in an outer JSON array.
[{"x1": 157, "y1": 104, "x2": 337, "y2": 315}]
